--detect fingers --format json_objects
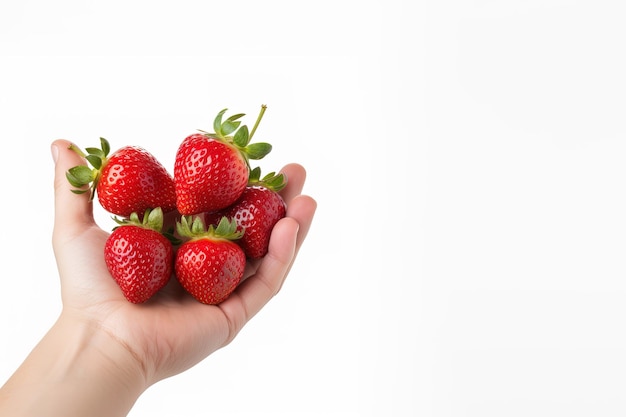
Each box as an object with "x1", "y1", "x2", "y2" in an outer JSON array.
[
  {"x1": 216, "y1": 192, "x2": 317, "y2": 344},
  {"x1": 51, "y1": 139, "x2": 96, "y2": 243},
  {"x1": 280, "y1": 163, "x2": 316, "y2": 248},
  {"x1": 286, "y1": 194, "x2": 317, "y2": 251},
  {"x1": 267, "y1": 194, "x2": 317, "y2": 294},
  {"x1": 279, "y1": 163, "x2": 306, "y2": 204},
  {"x1": 217, "y1": 216, "x2": 300, "y2": 343}
]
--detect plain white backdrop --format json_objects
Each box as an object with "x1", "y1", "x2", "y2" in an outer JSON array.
[{"x1": 1, "y1": 0, "x2": 626, "y2": 416}]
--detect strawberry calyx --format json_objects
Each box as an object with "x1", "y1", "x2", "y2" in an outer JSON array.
[
  {"x1": 112, "y1": 207, "x2": 165, "y2": 232},
  {"x1": 247, "y1": 166, "x2": 287, "y2": 192},
  {"x1": 198, "y1": 105, "x2": 273, "y2": 168},
  {"x1": 112, "y1": 207, "x2": 182, "y2": 246},
  {"x1": 65, "y1": 137, "x2": 111, "y2": 200},
  {"x1": 177, "y1": 215, "x2": 244, "y2": 242},
  {"x1": 111, "y1": 207, "x2": 180, "y2": 245}
]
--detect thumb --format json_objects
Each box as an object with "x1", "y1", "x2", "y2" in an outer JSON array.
[{"x1": 51, "y1": 139, "x2": 96, "y2": 242}]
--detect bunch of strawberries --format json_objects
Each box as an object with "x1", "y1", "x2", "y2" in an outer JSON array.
[{"x1": 66, "y1": 105, "x2": 287, "y2": 304}]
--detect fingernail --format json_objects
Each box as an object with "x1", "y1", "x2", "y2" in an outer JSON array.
[{"x1": 50, "y1": 143, "x2": 59, "y2": 163}]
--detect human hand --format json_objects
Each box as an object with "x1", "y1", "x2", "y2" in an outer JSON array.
[{"x1": 51, "y1": 138, "x2": 316, "y2": 385}]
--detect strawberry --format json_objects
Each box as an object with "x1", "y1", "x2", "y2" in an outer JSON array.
[
  {"x1": 175, "y1": 215, "x2": 246, "y2": 305},
  {"x1": 205, "y1": 167, "x2": 287, "y2": 259},
  {"x1": 104, "y1": 208, "x2": 174, "y2": 303},
  {"x1": 174, "y1": 106, "x2": 272, "y2": 215},
  {"x1": 66, "y1": 137, "x2": 177, "y2": 218}
]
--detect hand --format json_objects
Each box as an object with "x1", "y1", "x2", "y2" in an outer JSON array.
[
  {"x1": 0, "y1": 139, "x2": 316, "y2": 417},
  {"x1": 53, "y1": 138, "x2": 316, "y2": 380}
]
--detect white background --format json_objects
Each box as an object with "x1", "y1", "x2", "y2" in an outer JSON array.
[{"x1": 1, "y1": 1, "x2": 626, "y2": 416}]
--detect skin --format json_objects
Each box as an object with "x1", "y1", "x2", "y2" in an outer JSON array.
[{"x1": 0, "y1": 139, "x2": 317, "y2": 417}]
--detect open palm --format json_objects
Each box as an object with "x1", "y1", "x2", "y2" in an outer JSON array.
[{"x1": 51, "y1": 139, "x2": 316, "y2": 385}]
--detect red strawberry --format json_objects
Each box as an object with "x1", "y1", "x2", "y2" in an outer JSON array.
[
  {"x1": 104, "y1": 208, "x2": 174, "y2": 303},
  {"x1": 175, "y1": 215, "x2": 246, "y2": 305},
  {"x1": 205, "y1": 167, "x2": 287, "y2": 259},
  {"x1": 66, "y1": 137, "x2": 177, "y2": 218},
  {"x1": 174, "y1": 106, "x2": 272, "y2": 215}
]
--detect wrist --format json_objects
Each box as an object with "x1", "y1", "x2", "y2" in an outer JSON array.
[{"x1": 0, "y1": 311, "x2": 147, "y2": 417}]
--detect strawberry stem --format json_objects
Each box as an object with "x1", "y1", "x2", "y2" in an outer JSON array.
[
  {"x1": 69, "y1": 143, "x2": 87, "y2": 158},
  {"x1": 248, "y1": 104, "x2": 267, "y2": 142}
]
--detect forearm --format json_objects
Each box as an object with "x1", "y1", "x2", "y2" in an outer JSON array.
[{"x1": 0, "y1": 312, "x2": 147, "y2": 417}]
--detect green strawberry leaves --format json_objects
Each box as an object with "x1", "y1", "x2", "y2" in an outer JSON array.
[
  {"x1": 244, "y1": 142, "x2": 273, "y2": 160},
  {"x1": 66, "y1": 165, "x2": 96, "y2": 193},
  {"x1": 111, "y1": 207, "x2": 181, "y2": 245},
  {"x1": 248, "y1": 166, "x2": 287, "y2": 192},
  {"x1": 66, "y1": 137, "x2": 111, "y2": 199},
  {"x1": 200, "y1": 105, "x2": 272, "y2": 165},
  {"x1": 177, "y1": 215, "x2": 244, "y2": 241},
  {"x1": 214, "y1": 109, "x2": 245, "y2": 137},
  {"x1": 112, "y1": 207, "x2": 164, "y2": 231}
]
